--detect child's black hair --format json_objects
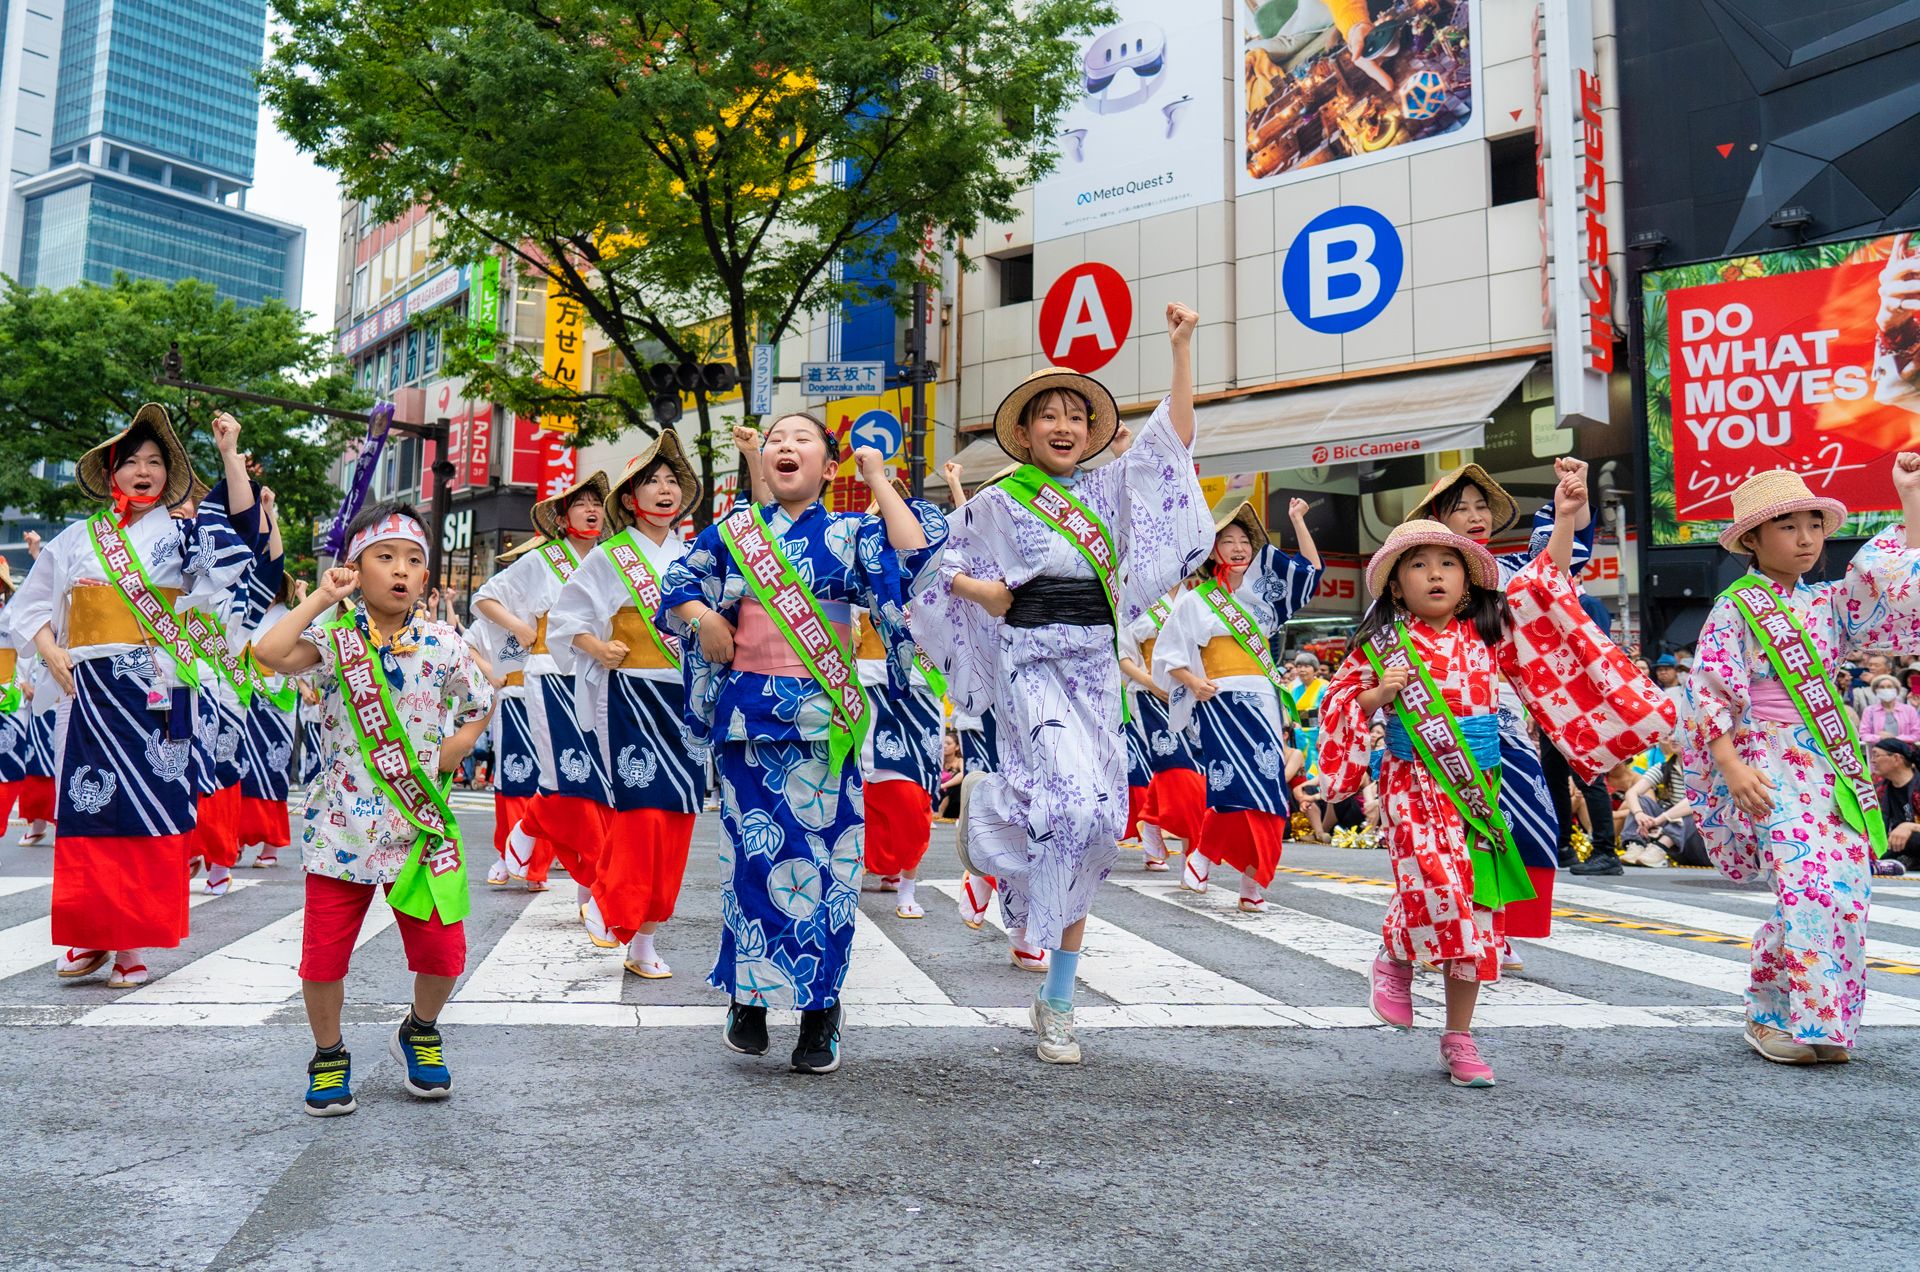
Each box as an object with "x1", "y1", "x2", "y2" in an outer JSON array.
[
  {"x1": 767, "y1": 410, "x2": 840, "y2": 459},
  {"x1": 1350, "y1": 549, "x2": 1508, "y2": 651}
]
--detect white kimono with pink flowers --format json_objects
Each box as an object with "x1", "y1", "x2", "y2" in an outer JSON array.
[{"x1": 1683, "y1": 526, "x2": 1920, "y2": 1047}]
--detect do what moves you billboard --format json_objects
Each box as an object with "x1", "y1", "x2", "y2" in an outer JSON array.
[{"x1": 1640, "y1": 229, "x2": 1920, "y2": 553}]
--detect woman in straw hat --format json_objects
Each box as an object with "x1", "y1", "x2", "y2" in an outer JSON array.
[
  {"x1": 659, "y1": 414, "x2": 944, "y2": 1074},
  {"x1": 1410, "y1": 457, "x2": 1602, "y2": 946},
  {"x1": 184, "y1": 415, "x2": 273, "y2": 898},
  {"x1": 236, "y1": 492, "x2": 297, "y2": 869},
  {"x1": 0, "y1": 558, "x2": 27, "y2": 836},
  {"x1": 1682, "y1": 458, "x2": 1920, "y2": 1065},
  {"x1": 1155, "y1": 497, "x2": 1322, "y2": 912},
  {"x1": 1118, "y1": 581, "x2": 1206, "y2": 875},
  {"x1": 6, "y1": 403, "x2": 252, "y2": 987},
  {"x1": 469, "y1": 535, "x2": 543, "y2": 885},
  {"x1": 473, "y1": 470, "x2": 613, "y2": 897},
  {"x1": 1319, "y1": 492, "x2": 1672, "y2": 1087},
  {"x1": 916, "y1": 302, "x2": 1212, "y2": 1065},
  {"x1": 545, "y1": 431, "x2": 706, "y2": 977},
  {"x1": 845, "y1": 475, "x2": 951, "y2": 921}
]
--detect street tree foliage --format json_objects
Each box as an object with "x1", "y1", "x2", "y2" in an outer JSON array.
[
  {"x1": 264, "y1": 0, "x2": 1108, "y2": 519},
  {"x1": 0, "y1": 276, "x2": 367, "y2": 564}
]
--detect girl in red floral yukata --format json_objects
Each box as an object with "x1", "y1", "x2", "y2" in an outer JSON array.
[{"x1": 1319, "y1": 502, "x2": 1673, "y2": 1088}]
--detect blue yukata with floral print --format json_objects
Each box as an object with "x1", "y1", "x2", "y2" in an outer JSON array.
[{"x1": 658, "y1": 499, "x2": 946, "y2": 1010}]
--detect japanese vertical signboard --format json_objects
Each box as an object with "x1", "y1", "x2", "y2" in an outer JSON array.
[
  {"x1": 542, "y1": 278, "x2": 584, "y2": 435},
  {"x1": 470, "y1": 257, "x2": 502, "y2": 362},
  {"x1": 1643, "y1": 232, "x2": 1916, "y2": 546}
]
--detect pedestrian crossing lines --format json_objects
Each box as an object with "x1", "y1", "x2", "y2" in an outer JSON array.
[{"x1": 7, "y1": 869, "x2": 1920, "y2": 1031}]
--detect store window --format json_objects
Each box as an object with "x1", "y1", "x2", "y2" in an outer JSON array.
[
  {"x1": 1489, "y1": 134, "x2": 1535, "y2": 207},
  {"x1": 994, "y1": 250, "x2": 1033, "y2": 307}
]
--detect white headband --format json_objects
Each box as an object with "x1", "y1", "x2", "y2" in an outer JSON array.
[{"x1": 346, "y1": 512, "x2": 430, "y2": 563}]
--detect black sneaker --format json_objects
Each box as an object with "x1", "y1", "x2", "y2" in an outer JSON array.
[
  {"x1": 304, "y1": 1049, "x2": 357, "y2": 1118},
  {"x1": 388, "y1": 1021, "x2": 453, "y2": 1099},
  {"x1": 725, "y1": 1002, "x2": 769, "y2": 1055},
  {"x1": 791, "y1": 1004, "x2": 843, "y2": 1074},
  {"x1": 1570, "y1": 849, "x2": 1626, "y2": 877}
]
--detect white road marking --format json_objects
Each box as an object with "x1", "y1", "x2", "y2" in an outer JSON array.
[
  {"x1": 0, "y1": 879, "x2": 256, "y2": 984},
  {"x1": 0, "y1": 876, "x2": 53, "y2": 899},
  {"x1": 841, "y1": 911, "x2": 956, "y2": 1005},
  {"x1": 1553, "y1": 879, "x2": 1920, "y2": 967},
  {"x1": 451, "y1": 886, "x2": 626, "y2": 1003}
]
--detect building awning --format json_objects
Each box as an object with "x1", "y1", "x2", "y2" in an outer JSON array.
[{"x1": 947, "y1": 358, "x2": 1535, "y2": 485}]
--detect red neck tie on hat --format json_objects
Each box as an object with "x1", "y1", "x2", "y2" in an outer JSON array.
[
  {"x1": 112, "y1": 488, "x2": 161, "y2": 529},
  {"x1": 564, "y1": 524, "x2": 598, "y2": 541}
]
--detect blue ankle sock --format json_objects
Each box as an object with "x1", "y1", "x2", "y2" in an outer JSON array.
[{"x1": 1042, "y1": 950, "x2": 1081, "y2": 1010}]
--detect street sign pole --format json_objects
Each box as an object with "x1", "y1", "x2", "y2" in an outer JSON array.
[{"x1": 908, "y1": 279, "x2": 929, "y2": 499}]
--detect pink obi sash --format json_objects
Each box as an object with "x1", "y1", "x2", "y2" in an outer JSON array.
[
  {"x1": 1748, "y1": 677, "x2": 1802, "y2": 726},
  {"x1": 731, "y1": 598, "x2": 852, "y2": 678}
]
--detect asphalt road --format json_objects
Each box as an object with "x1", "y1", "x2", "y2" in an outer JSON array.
[{"x1": 2, "y1": 803, "x2": 1916, "y2": 1271}]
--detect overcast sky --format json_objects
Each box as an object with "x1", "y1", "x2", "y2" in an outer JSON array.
[{"x1": 248, "y1": 28, "x2": 342, "y2": 339}]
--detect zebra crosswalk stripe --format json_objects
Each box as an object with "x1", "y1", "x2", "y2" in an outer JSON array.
[{"x1": 0, "y1": 878, "x2": 256, "y2": 984}]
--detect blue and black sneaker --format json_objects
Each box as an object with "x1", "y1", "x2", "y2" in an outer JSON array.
[
  {"x1": 790, "y1": 1003, "x2": 842, "y2": 1074},
  {"x1": 389, "y1": 1018, "x2": 453, "y2": 1100},
  {"x1": 304, "y1": 1047, "x2": 356, "y2": 1117}
]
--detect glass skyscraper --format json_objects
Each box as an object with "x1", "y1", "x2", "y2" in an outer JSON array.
[{"x1": 0, "y1": 0, "x2": 303, "y2": 307}]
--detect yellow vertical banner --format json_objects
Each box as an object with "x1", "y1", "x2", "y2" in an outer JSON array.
[{"x1": 542, "y1": 278, "x2": 584, "y2": 435}]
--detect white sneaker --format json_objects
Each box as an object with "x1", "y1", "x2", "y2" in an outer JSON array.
[
  {"x1": 485, "y1": 859, "x2": 510, "y2": 886},
  {"x1": 1030, "y1": 995, "x2": 1082, "y2": 1064},
  {"x1": 1641, "y1": 841, "x2": 1672, "y2": 869}
]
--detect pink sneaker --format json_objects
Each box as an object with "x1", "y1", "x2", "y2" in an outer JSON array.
[
  {"x1": 1368, "y1": 952, "x2": 1414, "y2": 1030},
  {"x1": 1440, "y1": 1031, "x2": 1495, "y2": 1087}
]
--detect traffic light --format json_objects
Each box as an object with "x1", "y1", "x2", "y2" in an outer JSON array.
[{"x1": 641, "y1": 362, "x2": 741, "y2": 426}]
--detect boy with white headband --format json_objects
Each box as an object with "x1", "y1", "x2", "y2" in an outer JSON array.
[{"x1": 256, "y1": 500, "x2": 493, "y2": 1117}]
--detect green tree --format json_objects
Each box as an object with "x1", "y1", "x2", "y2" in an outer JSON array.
[
  {"x1": 264, "y1": 0, "x2": 1107, "y2": 521},
  {"x1": 0, "y1": 276, "x2": 367, "y2": 566}
]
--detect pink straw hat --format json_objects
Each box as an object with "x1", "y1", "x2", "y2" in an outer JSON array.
[
  {"x1": 1365, "y1": 519, "x2": 1500, "y2": 598},
  {"x1": 1716, "y1": 469, "x2": 1846, "y2": 554}
]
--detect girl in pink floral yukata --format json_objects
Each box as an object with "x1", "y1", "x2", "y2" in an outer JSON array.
[
  {"x1": 1682, "y1": 457, "x2": 1920, "y2": 1067},
  {"x1": 1320, "y1": 499, "x2": 1673, "y2": 1088}
]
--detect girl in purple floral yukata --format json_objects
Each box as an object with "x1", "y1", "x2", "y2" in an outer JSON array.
[
  {"x1": 1683, "y1": 457, "x2": 1920, "y2": 1066},
  {"x1": 917, "y1": 303, "x2": 1212, "y2": 1065}
]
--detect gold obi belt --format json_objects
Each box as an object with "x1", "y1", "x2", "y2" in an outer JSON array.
[
  {"x1": 1200, "y1": 635, "x2": 1266, "y2": 681},
  {"x1": 68, "y1": 583, "x2": 183, "y2": 649},
  {"x1": 530, "y1": 613, "x2": 549, "y2": 655},
  {"x1": 0, "y1": 648, "x2": 14, "y2": 682},
  {"x1": 1138, "y1": 636, "x2": 1156, "y2": 672},
  {"x1": 854, "y1": 613, "x2": 886, "y2": 662},
  {"x1": 503, "y1": 671, "x2": 526, "y2": 687},
  {"x1": 611, "y1": 607, "x2": 677, "y2": 670}
]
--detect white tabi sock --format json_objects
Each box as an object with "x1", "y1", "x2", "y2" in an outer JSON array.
[
  {"x1": 896, "y1": 878, "x2": 918, "y2": 908},
  {"x1": 628, "y1": 932, "x2": 659, "y2": 965},
  {"x1": 1141, "y1": 822, "x2": 1167, "y2": 860},
  {"x1": 1238, "y1": 872, "x2": 1262, "y2": 901},
  {"x1": 505, "y1": 821, "x2": 537, "y2": 875},
  {"x1": 577, "y1": 881, "x2": 592, "y2": 906}
]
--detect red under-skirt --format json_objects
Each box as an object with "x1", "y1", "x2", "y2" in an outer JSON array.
[
  {"x1": 1143, "y1": 767, "x2": 1205, "y2": 843},
  {"x1": 191, "y1": 783, "x2": 243, "y2": 869},
  {"x1": 0, "y1": 781, "x2": 17, "y2": 832},
  {"x1": 18, "y1": 775, "x2": 55, "y2": 823},
  {"x1": 524, "y1": 793, "x2": 609, "y2": 888},
  {"x1": 52, "y1": 832, "x2": 193, "y2": 950},
  {"x1": 863, "y1": 777, "x2": 934, "y2": 878},
  {"x1": 1499, "y1": 865, "x2": 1559, "y2": 939},
  {"x1": 494, "y1": 793, "x2": 537, "y2": 859},
  {"x1": 238, "y1": 796, "x2": 290, "y2": 849},
  {"x1": 594, "y1": 806, "x2": 697, "y2": 942},
  {"x1": 1125, "y1": 785, "x2": 1147, "y2": 842},
  {"x1": 1198, "y1": 808, "x2": 1284, "y2": 887}
]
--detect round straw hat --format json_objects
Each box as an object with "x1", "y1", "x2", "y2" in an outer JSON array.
[
  {"x1": 530, "y1": 469, "x2": 612, "y2": 541},
  {"x1": 1210, "y1": 497, "x2": 1270, "y2": 551},
  {"x1": 1365, "y1": 519, "x2": 1500, "y2": 598},
  {"x1": 75, "y1": 403, "x2": 194, "y2": 509},
  {"x1": 1716, "y1": 469, "x2": 1845, "y2": 554},
  {"x1": 992, "y1": 367, "x2": 1122, "y2": 465},
  {"x1": 1407, "y1": 463, "x2": 1518, "y2": 534},
  {"x1": 608, "y1": 430, "x2": 700, "y2": 531}
]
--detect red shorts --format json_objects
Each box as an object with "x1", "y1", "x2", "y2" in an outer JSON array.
[{"x1": 298, "y1": 872, "x2": 466, "y2": 982}]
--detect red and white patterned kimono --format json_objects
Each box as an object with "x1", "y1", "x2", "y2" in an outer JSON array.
[{"x1": 1321, "y1": 555, "x2": 1674, "y2": 982}]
